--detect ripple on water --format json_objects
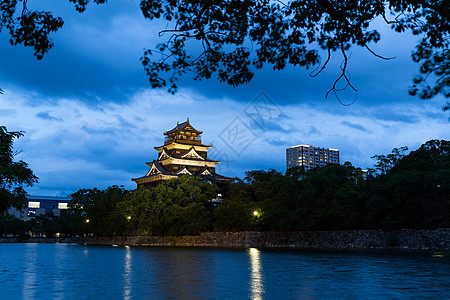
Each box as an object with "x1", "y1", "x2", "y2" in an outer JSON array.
[{"x1": 0, "y1": 244, "x2": 448, "y2": 298}]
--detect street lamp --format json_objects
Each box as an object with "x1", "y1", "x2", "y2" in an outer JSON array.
[{"x1": 253, "y1": 211, "x2": 258, "y2": 217}]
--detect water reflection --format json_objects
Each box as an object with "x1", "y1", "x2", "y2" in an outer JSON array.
[
  {"x1": 83, "y1": 247, "x2": 89, "y2": 257},
  {"x1": 1, "y1": 244, "x2": 448, "y2": 299},
  {"x1": 23, "y1": 243, "x2": 37, "y2": 299},
  {"x1": 249, "y1": 248, "x2": 264, "y2": 300},
  {"x1": 123, "y1": 246, "x2": 132, "y2": 300},
  {"x1": 53, "y1": 244, "x2": 66, "y2": 299},
  {"x1": 151, "y1": 248, "x2": 214, "y2": 297},
  {"x1": 432, "y1": 252, "x2": 444, "y2": 258}
]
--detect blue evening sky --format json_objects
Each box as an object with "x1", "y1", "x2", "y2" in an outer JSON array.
[{"x1": 0, "y1": 1, "x2": 448, "y2": 196}]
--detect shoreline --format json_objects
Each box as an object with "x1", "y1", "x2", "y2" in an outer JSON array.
[{"x1": 1, "y1": 229, "x2": 449, "y2": 251}]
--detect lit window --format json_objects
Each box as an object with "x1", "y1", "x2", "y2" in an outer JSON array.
[
  {"x1": 58, "y1": 203, "x2": 68, "y2": 209},
  {"x1": 28, "y1": 201, "x2": 40, "y2": 208}
]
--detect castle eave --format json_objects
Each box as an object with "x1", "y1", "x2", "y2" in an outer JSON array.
[
  {"x1": 132, "y1": 119, "x2": 233, "y2": 188},
  {"x1": 154, "y1": 141, "x2": 212, "y2": 151},
  {"x1": 159, "y1": 157, "x2": 219, "y2": 167},
  {"x1": 132, "y1": 173, "x2": 177, "y2": 183}
]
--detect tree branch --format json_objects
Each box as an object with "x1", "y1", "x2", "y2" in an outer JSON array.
[
  {"x1": 365, "y1": 45, "x2": 396, "y2": 60},
  {"x1": 325, "y1": 45, "x2": 358, "y2": 106},
  {"x1": 310, "y1": 48, "x2": 331, "y2": 77}
]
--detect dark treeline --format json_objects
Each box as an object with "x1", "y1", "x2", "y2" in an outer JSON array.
[{"x1": 1, "y1": 140, "x2": 448, "y2": 237}]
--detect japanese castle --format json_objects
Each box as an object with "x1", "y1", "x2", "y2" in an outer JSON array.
[{"x1": 132, "y1": 119, "x2": 233, "y2": 189}]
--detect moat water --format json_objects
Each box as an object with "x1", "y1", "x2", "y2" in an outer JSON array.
[{"x1": 0, "y1": 243, "x2": 449, "y2": 299}]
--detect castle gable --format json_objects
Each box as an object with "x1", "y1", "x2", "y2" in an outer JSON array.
[
  {"x1": 181, "y1": 147, "x2": 205, "y2": 160},
  {"x1": 145, "y1": 163, "x2": 161, "y2": 176},
  {"x1": 175, "y1": 167, "x2": 192, "y2": 175},
  {"x1": 158, "y1": 148, "x2": 170, "y2": 160},
  {"x1": 132, "y1": 119, "x2": 233, "y2": 189},
  {"x1": 199, "y1": 168, "x2": 212, "y2": 176}
]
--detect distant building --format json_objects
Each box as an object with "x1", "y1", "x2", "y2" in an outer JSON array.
[
  {"x1": 286, "y1": 144, "x2": 339, "y2": 171},
  {"x1": 132, "y1": 118, "x2": 233, "y2": 189},
  {"x1": 7, "y1": 195, "x2": 71, "y2": 221},
  {"x1": 361, "y1": 169, "x2": 368, "y2": 180}
]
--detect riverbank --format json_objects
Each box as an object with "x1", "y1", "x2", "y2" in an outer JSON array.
[{"x1": 1, "y1": 229, "x2": 449, "y2": 250}]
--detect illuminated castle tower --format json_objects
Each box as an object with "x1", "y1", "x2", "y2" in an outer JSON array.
[{"x1": 132, "y1": 118, "x2": 233, "y2": 188}]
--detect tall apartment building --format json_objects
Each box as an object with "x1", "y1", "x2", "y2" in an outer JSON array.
[{"x1": 286, "y1": 144, "x2": 339, "y2": 171}]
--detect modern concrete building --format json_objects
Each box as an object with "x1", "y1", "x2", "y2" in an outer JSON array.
[
  {"x1": 286, "y1": 144, "x2": 339, "y2": 171},
  {"x1": 7, "y1": 195, "x2": 71, "y2": 221}
]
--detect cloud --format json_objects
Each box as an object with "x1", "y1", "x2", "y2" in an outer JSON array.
[
  {"x1": 369, "y1": 109, "x2": 419, "y2": 124},
  {"x1": 0, "y1": 108, "x2": 16, "y2": 117},
  {"x1": 1, "y1": 2, "x2": 446, "y2": 111},
  {"x1": 37, "y1": 111, "x2": 63, "y2": 121},
  {"x1": 340, "y1": 121, "x2": 368, "y2": 132},
  {"x1": 1, "y1": 85, "x2": 449, "y2": 195},
  {"x1": 0, "y1": 6, "x2": 449, "y2": 195},
  {"x1": 0, "y1": 2, "x2": 158, "y2": 103}
]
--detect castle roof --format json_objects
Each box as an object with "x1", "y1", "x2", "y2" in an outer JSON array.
[
  {"x1": 164, "y1": 118, "x2": 203, "y2": 135},
  {"x1": 154, "y1": 141, "x2": 212, "y2": 150},
  {"x1": 132, "y1": 161, "x2": 233, "y2": 182},
  {"x1": 132, "y1": 119, "x2": 233, "y2": 187}
]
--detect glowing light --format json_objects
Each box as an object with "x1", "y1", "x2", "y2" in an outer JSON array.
[
  {"x1": 253, "y1": 211, "x2": 258, "y2": 216},
  {"x1": 127, "y1": 216, "x2": 131, "y2": 220},
  {"x1": 28, "y1": 201, "x2": 40, "y2": 208},
  {"x1": 85, "y1": 219, "x2": 90, "y2": 223},
  {"x1": 249, "y1": 248, "x2": 264, "y2": 299},
  {"x1": 58, "y1": 203, "x2": 68, "y2": 209},
  {"x1": 124, "y1": 245, "x2": 132, "y2": 300}
]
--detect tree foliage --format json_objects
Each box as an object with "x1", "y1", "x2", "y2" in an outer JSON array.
[
  {"x1": 0, "y1": 1, "x2": 447, "y2": 101},
  {"x1": 0, "y1": 0, "x2": 107, "y2": 59},
  {"x1": 121, "y1": 175, "x2": 216, "y2": 235},
  {"x1": 69, "y1": 185, "x2": 129, "y2": 236},
  {"x1": 367, "y1": 139, "x2": 449, "y2": 229},
  {"x1": 0, "y1": 126, "x2": 38, "y2": 212},
  {"x1": 221, "y1": 163, "x2": 367, "y2": 231},
  {"x1": 221, "y1": 141, "x2": 448, "y2": 231},
  {"x1": 139, "y1": 0, "x2": 449, "y2": 100},
  {"x1": 2, "y1": 140, "x2": 447, "y2": 237},
  {"x1": 370, "y1": 146, "x2": 409, "y2": 175}
]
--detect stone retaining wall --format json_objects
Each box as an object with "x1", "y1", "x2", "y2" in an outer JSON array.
[{"x1": 3, "y1": 229, "x2": 448, "y2": 250}]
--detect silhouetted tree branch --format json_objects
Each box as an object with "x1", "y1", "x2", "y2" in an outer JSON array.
[{"x1": 0, "y1": 0, "x2": 448, "y2": 105}]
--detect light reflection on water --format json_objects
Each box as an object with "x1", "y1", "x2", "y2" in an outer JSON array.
[
  {"x1": 123, "y1": 246, "x2": 132, "y2": 300},
  {"x1": 23, "y1": 243, "x2": 37, "y2": 299},
  {"x1": 53, "y1": 242, "x2": 66, "y2": 300},
  {"x1": 249, "y1": 248, "x2": 264, "y2": 300},
  {"x1": 0, "y1": 243, "x2": 449, "y2": 299}
]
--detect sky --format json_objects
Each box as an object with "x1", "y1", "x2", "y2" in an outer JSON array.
[{"x1": 1, "y1": 1, "x2": 449, "y2": 196}]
